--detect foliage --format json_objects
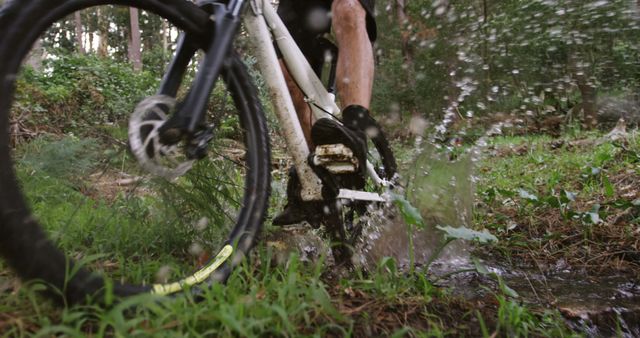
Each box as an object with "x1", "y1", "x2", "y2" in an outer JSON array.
[
  {"x1": 0, "y1": 249, "x2": 575, "y2": 337},
  {"x1": 476, "y1": 132, "x2": 640, "y2": 270},
  {"x1": 1, "y1": 129, "x2": 580, "y2": 336},
  {"x1": 392, "y1": 193, "x2": 426, "y2": 230},
  {"x1": 41, "y1": 6, "x2": 172, "y2": 64},
  {"x1": 14, "y1": 54, "x2": 158, "y2": 131},
  {"x1": 17, "y1": 136, "x2": 99, "y2": 179},
  {"x1": 373, "y1": 0, "x2": 640, "y2": 133},
  {"x1": 155, "y1": 154, "x2": 246, "y2": 248},
  {"x1": 436, "y1": 225, "x2": 497, "y2": 244},
  {"x1": 3, "y1": 1, "x2": 638, "y2": 336}
]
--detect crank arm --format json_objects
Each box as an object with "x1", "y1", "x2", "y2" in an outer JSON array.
[{"x1": 337, "y1": 189, "x2": 385, "y2": 202}]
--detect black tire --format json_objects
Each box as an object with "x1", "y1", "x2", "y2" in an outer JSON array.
[{"x1": 0, "y1": 0, "x2": 270, "y2": 304}]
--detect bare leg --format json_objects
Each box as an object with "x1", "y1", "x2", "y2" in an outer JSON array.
[
  {"x1": 279, "y1": 59, "x2": 314, "y2": 149},
  {"x1": 279, "y1": 0, "x2": 372, "y2": 147},
  {"x1": 332, "y1": 0, "x2": 374, "y2": 109}
]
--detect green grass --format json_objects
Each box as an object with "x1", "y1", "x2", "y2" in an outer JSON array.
[
  {"x1": 1, "y1": 252, "x2": 577, "y2": 337},
  {"x1": 479, "y1": 132, "x2": 620, "y2": 193},
  {"x1": 0, "y1": 133, "x2": 587, "y2": 337},
  {"x1": 12, "y1": 134, "x2": 249, "y2": 283},
  {"x1": 476, "y1": 130, "x2": 640, "y2": 270}
]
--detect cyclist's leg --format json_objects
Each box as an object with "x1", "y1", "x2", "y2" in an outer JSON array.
[
  {"x1": 274, "y1": 0, "x2": 379, "y2": 226},
  {"x1": 332, "y1": 0, "x2": 375, "y2": 109},
  {"x1": 328, "y1": 0, "x2": 397, "y2": 178},
  {"x1": 275, "y1": 0, "x2": 376, "y2": 152},
  {"x1": 280, "y1": 60, "x2": 314, "y2": 148},
  {"x1": 308, "y1": 0, "x2": 375, "y2": 176}
]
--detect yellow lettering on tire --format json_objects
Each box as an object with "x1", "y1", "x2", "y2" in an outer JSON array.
[{"x1": 151, "y1": 244, "x2": 233, "y2": 295}]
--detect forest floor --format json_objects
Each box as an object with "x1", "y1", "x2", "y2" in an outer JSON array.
[{"x1": 1, "y1": 126, "x2": 639, "y2": 337}]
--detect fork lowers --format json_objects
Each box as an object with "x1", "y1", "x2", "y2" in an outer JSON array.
[{"x1": 186, "y1": 127, "x2": 216, "y2": 160}]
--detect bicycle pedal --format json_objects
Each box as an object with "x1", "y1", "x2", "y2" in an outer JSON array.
[
  {"x1": 337, "y1": 189, "x2": 385, "y2": 202},
  {"x1": 312, "y1": 144, "x2": 359, "y2": 174}
]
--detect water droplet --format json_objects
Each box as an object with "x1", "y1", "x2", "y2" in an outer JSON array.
[
  {"x1": 323, "y1": 50, "x2": 333, "y2": 64},
  {"x1": 155, "y1": 265, "x2": 171, "y2": 283},
  {"x1": 189, "y1": 242, "x2": 203, "y2": 256},
  {"x1": 306, "y1": 7, "x2": 331, "y2": 31},
  {"x1": 409, "y1": 116, "x2": 429, "y2": 137},
  {"x1": 366, "y1": 126, "x2": 380, "y2": 138},
  {"x1": 194, "y1": 217, "x2": 208, "y2": 232}
]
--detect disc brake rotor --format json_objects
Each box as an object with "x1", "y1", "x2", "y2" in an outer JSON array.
[{"x1": 128, "y1": 95, "x2": 194, "y2": 180}]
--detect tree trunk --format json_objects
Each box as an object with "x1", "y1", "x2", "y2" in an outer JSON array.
[
  {"x1": 97, "y1": 7, "x2": 109, "y2": 57},
  {"x1": 395, "y1": 0, "x2": 413, "y2": 65},
  {"x1": 26, "y1": 39, "x2": 44, "y2": 71},
  {"x1": 162, "y1": 19, "x2": 170, "y2": 56},
  {"x1": 129, "y1": 7, "x2": 142, "y2": 72},
  {"x1": 481, "y1": 0, "x2": 491, "y2": 98},
  {"x1": 394, "y1": 0, "x2": 421, "y2": 119},
  {"x1": 74, "y1": 11, "x2": 85, "y2": 54},
  {"x1": 577, "y1": 80, "x2": 598, "y2": 129},
  {"x1": 88, "y1": 29, "x2": 94, "y2": 53},
  {"x1": 570, "y1": 52, "x2": 598, "y2": 129}
]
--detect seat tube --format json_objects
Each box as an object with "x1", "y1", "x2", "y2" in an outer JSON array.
[{"x1": 244, "y1": 1, "x2": 324, "y2": 201}]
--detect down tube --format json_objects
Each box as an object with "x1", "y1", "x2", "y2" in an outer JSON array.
[
  {"x1": 260, "y1": 2, "x2": 339, "y2": 120},
  {"x1": 243, "y1": 11, "x2": 324, "y2": 201}
]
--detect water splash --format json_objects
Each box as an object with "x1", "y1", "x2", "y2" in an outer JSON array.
[{"x1": 355, "y1": 141, "x2": 476, "y2": 273}]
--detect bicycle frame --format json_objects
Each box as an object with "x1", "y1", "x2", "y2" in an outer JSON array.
[
  {"x1": 244, "y1": 0, "x2": 334, "y2": 201},
  {"x1": 246, "y1": 0, "x2": 390, "y2": 203},
  {"x1": 160, "y1": 0, "x2": 386, "y2": 202}
]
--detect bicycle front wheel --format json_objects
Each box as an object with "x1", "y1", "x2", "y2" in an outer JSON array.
[{"x1": 0, "y1": 0, "x2": 270, "y2": 304}]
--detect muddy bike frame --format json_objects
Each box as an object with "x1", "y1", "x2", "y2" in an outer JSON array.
[{"x1": 158, "y1": 0, "x2": 387, "y2": 202}]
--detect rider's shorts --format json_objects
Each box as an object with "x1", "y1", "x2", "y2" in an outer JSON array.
[{"x1": 277, "y1": 0, "x2": 376, "y2": 75}]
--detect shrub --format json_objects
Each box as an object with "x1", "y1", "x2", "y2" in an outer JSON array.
[{"x1": 14, "y1": 54, "x2": 159, "y2": 133}]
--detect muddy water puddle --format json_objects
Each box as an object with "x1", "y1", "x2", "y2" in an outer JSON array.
[
  {"x1": 266, "y1": 213, "x2": 640, "y2": 337},
  {"x1": 267, "y1": 140, "x2": 640, "y2": 336},
  {"x1": 359, "y1": 210, "x2": 640, "y2": 336},
  {"x1": 503, "y1": 271, "x2": 640, "y2": 337},
  {"x1": 433, "y1": 260, "x2": 640, "y2": 337}
]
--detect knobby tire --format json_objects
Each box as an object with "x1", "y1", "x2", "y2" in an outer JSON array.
[{"x1": 0, "y1": 0, "x2": 270, "y2": 304}]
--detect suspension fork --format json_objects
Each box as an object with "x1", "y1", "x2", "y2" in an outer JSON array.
[{"x1": 157, "y1": 0, "x2": 248, "y2": 143}]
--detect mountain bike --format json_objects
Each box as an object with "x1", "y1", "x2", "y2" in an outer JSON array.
[{"x1": 0, "y1": 0, "x2": 397, "y2": 304}]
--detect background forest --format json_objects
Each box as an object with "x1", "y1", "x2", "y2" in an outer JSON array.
[{"x1": 9, "y1": 0, "x2": 640, "y2": 139}]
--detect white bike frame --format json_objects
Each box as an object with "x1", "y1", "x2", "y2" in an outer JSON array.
[{"x1": 243, "y1": 0, "x2": 386, "y2": 202}]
